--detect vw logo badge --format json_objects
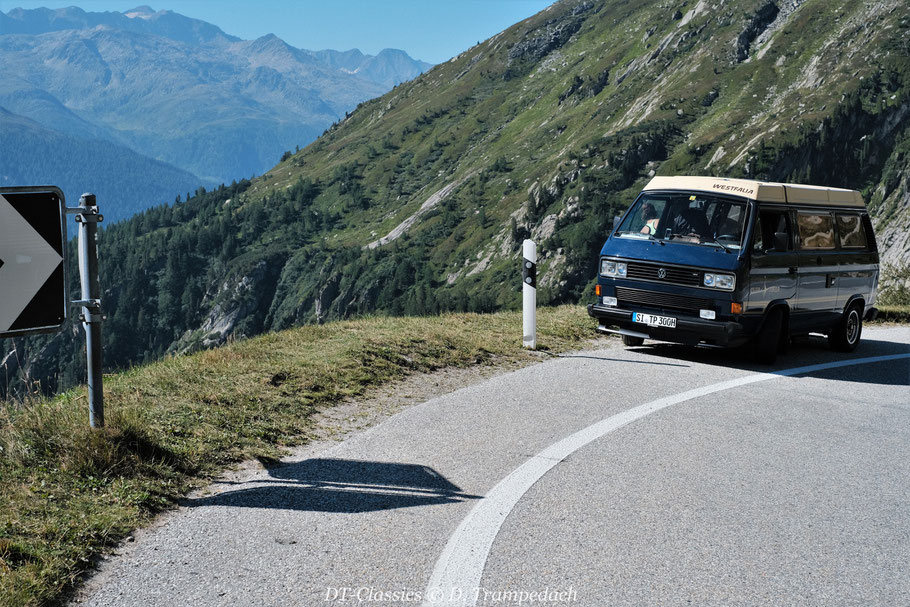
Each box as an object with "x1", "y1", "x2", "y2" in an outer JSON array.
[{"x1": 657, "y1": 268, "x2": 667, "y2": 279}]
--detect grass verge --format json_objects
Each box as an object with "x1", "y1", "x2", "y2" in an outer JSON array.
[
  {"x1": 875, "y1": 304, "x2": 910, "y2": 324},
  {"x1": 0, "y1": 305, "x2": 595, "y2": 607}
]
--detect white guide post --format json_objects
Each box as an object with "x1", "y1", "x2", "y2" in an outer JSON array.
[{"x1": 522, "y1": 239, "x2": 536, "y2": 350}]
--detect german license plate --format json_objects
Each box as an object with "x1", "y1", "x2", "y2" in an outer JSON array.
[{"x1": 633, "y1": 312, "x2": 677, "y2": 328}]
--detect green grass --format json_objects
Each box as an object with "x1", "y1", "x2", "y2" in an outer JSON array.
[
  {"x1": 875, "y1": 305, "x2": 910, "y2": 324},
  {"x1": 0, "y1": 305, "x2": 595, "y2": 607}
]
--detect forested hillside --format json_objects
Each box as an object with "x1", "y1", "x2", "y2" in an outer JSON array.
[{"x1": 3, "y1": 0, "x2": 908, "y2": 396}]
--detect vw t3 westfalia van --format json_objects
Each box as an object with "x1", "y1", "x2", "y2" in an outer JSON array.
[{"x1": 588, "y1": 176, "x2": 879, "y2": 362}]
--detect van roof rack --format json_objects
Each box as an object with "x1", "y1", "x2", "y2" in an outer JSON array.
[{"x1": 643, "y1": 176, "x2": 865, "y2": 208}]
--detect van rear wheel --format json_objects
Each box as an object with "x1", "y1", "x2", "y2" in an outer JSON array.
[
  {"x1": 829, "y1": 304, "x2": 862, "y2": 352},
  {"x1": 754, "y1": 308, "x2": 783, "y2": 364},
  {"x1": 622, "y1": 335, "x2": 644, "y2": 347}
]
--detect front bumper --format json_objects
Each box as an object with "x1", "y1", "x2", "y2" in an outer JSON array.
[{"x1": 587, "y1": 303, "x2": 748, "y2": 347}]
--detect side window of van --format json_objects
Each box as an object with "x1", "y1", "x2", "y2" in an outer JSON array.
[
  {"x1": 797, "y1": 212, "x2": 835, "y2": 249},
  {"x1": 753, "y1": 209, "x2": 792, "y2": 252},
  {"x1": 835, "y1": 213, "x2": 867, "y2": 248}
]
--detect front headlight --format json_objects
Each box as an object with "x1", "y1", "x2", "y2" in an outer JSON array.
[
  {"x1": 715, "y1": 274, "x2": 735, "y2": 290},
  {"x1": 703, "y1": 273, "x2": 735, "y2": 291},
  {"x1": 600, "y1": 260, "x2": 627, "y2": 277}
]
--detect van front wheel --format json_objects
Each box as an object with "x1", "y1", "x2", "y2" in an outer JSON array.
[{"x1": 829, "y1": 304, "x2": 862, "y2": 352}]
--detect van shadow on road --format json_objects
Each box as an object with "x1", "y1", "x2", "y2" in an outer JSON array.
[
  {"x1": 600, "y1": 335, "x2": 910, "y2": 387},
  {"x1": 182, "y1": 458, "x2": 480, "y2": 513}
]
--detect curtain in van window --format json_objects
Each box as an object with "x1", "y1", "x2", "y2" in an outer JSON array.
[
  {"x1": 836, "y1": 214, "x2": 867, "y2": 248},
  {"x1": 797, "y1": 213, "x2": 835, "y2": 249}
]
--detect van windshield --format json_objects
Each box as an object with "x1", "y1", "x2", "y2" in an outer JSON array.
[{"x1": 615, "y1": 192, "x2": 748, "y2": 250}]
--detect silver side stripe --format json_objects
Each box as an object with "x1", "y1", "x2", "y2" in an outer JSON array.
[
  {"x1": 796, "y1": 264, "x2": 878, "y2": 274},
  {"x1": 752, "y1": 264, "x2": 877, "y2": 276}
]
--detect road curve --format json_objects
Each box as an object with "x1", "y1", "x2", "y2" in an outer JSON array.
[{"x1": 75, "y1": 326, "x2": 910, "y2": 607}]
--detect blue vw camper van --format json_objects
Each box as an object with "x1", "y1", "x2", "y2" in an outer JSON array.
[{"x1": 588, "y1": 176, "x2": 879, "y2": 363}]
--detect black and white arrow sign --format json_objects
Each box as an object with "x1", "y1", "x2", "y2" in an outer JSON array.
[{"x1": 0, "y1": 188, "x2": 67, "y2": 337}]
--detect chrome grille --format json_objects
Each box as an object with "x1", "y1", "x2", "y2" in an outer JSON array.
[
  {"x1": 615, "y1": 287, "x2": 712, "y2": 314},
  {"x1": 626, "y1": 262, "x2": 701, "y2": 287}
]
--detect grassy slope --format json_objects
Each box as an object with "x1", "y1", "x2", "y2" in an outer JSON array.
[{"x1": 0, "y1": 306, "x2": 593, "y2": 606}]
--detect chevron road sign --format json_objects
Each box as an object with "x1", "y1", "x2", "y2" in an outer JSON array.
[{"x1": 0, "y1": 186, "x2": 67, "y2": 338}]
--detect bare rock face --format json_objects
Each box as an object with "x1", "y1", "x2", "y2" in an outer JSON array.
[
  {"x1": 180, "y1": 260, "x2": 272, "y2": 350},
  {"x1": 507, "y1": 1, "x2": 594, "y2": 66},
  {"x1": 314, "y1": 272, "x2": 341, "y2": 325},
  {"x1": 874, "y1": 179, "x2": 910, "y2": 271},
  {"x1": 733, "y1": 1, "x2": 780, "y2": 62},
  {"x1": 1, "y1": 346, "x2": 21, "y2": 389},
  {"x1": 753, "y1": 0, "x2": 807, "y2": 51},
  {"x1": 0, "y1": 323, "x2": 77, "y2": 397}
]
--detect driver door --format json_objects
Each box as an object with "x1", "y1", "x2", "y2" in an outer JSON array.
[{"x1": 746, "y1": 208, "x2": 797, "y2": 314}]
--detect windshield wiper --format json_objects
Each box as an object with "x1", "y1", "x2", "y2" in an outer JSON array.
[
  {"x1": 640, "y1": 232, "x2": 666, "y2": 244},
  {"x1": 701, "y1": 237, "x2": 733, "y2": 253}
]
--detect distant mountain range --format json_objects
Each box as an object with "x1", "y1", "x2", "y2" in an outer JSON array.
[
  {"x1": 0, "y1": 5, "x2": 432, "y2": 221},
  {"x1": 1, "y1": 107, "x2": 213, "y2": 220}
]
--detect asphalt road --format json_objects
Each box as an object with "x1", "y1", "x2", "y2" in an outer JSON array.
[{"x1": 75, "y1": 326, "x2": 910, "y2": 607}]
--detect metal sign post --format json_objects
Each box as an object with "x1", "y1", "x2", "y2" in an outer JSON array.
[
  {"x1": 0, "y1": 186, "x2": 105, "y2": 428},
  {"x1": 67, "y1": 193, "x2": 105, "y2": 428},
  {"x1": 522, "y1": 239, "x2": 537, "y2": 350}
]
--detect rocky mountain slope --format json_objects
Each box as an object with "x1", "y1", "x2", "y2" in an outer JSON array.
[
  {"x1": 4, "y1": 0, "x2": 908, "y2": 396},
  {"x1": 0, "y1": 5, "x2": 432, "y2": 184}
]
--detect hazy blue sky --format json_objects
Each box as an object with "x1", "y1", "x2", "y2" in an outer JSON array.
[{"x1": 0, "y1": 1, "x2": 556, "y2": 63}]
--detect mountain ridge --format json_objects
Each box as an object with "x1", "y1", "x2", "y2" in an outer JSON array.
[
  {"x1": 1, "y1": 5, "x2": 433, "y2": 185},
  {"x1": 0, "y1": 5, "x2": 240, "y2": 45}
]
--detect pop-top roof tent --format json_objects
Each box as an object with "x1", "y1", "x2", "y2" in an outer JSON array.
[{"x1": 643, "y1": 176, "x2": 865, "y2": 208}]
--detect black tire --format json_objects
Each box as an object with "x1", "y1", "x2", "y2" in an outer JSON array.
[
  {"x1": 754, "y1": 308, "x2": 783, "y2": 364},
  {"x1": 829, "y1": 304, "x2": 862, "y2": 352},
  {"x1": 622, "y1": 335, "x2": 644, "y2": 347}
]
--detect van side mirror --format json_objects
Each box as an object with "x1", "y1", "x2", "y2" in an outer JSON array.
[
  {"x1": 612, "y1": 215, "x2": 621, "y2": 231},
  {"x1": 773, "y1": 232, "x2": 789, "y2": 252}
]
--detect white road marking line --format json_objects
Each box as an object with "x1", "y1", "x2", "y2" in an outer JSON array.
[{"x1": 421, "y1": 353, "x2": 910, "y2": 606}]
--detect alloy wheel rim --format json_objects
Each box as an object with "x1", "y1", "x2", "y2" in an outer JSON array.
[{"x1": 846, "y1": 310, "x2": 859, "y2": 344}]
